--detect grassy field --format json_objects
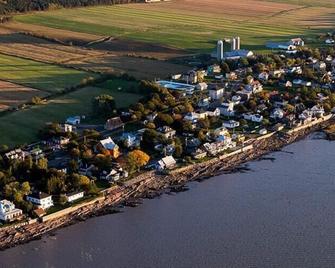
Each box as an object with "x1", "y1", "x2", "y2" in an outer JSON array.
[
  {"x1": 0, "y1": 79, "x2": 142, "y2": 147},
  {"x1": 0, "y1": 53, "x2": 95, "y2": 93},
  {"x1": 13, "y1": 0, "x2": 335, "y2": 52}
]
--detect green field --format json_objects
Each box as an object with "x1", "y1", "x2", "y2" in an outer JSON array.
[
  {"x1": 13, "y1": 0, "x2": 335, "y2": 52},
  {"x1": 0, "y1": 54, "x2": 94, "y2": 93},
  {"x1": 0, "y1": 79, "x2": 142, "y2": 146}
]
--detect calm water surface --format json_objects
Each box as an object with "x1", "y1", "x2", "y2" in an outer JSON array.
[{"x1": 0, "y1": 135, "x2": 335, "y2": 268}]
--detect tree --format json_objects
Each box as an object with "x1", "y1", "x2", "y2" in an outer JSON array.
[
  {"x1": 92, "y1": 94, "x2": 116, "y2": 117},
  {"x1": 47, "y1": 176, "x2": 65, "y2": 194},
  {"x1": 155, "y1": 113, "x2": 174, "y2": 126},
  {"x1": 127, "y1": 150, "x2": 150, "y2": 172},
  {"x1": 36, "y1": 157, "x2": 48, "y2": 170}
]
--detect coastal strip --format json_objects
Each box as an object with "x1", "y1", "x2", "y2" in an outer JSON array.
[{"x1": 0, "y1": 116, "x2": 333, "y2": 251}]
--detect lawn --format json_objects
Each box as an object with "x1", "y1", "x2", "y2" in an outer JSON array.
[
  {"x1": 0, "y1": 53, "x2": 94, "y2": 93},
  {"x1": 13, "y1": 0, "x2": 335, "y2": 52},
  {"x1": 0, "y1": 79, "x2": 142, "y2": 147}
]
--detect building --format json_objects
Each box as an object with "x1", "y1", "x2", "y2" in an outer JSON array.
[
  {"x1": 29, "y1": 148, "x2": 44, "y2": 162},
  {"x1": 289, "y1": 38, "x2": 305, "y2": 46},
  {"x1": 0, "y1": 200, "x2": 23, "y2": 222},
  {"x1": 157, "y1": 126, "x2": 176, "y2": 139},
  {"x1": 217, "y1": 40, "x2": 224, "y2": 61},
  {"x1": 66, "y1": 116, "x2": 81, "y2": 125},
  {"x1": 4, "y1": 149, "x2": 27, "y2": 161},
  {"x1": 243, "y1": 113, "x2": 263, "y2": 123},
  {"x1": 105, "y1": 117, "x2": 124, "y2": 131},
  {"x1": 223, "y1": 49, "x2": 254, "y2": 60},
  {"x1": 223, "y1": 120, "x2": 240, "y2": 129},
  {"x1": 219, "y1": 102, "x2": 235, "y2": 116},
  {"x1": 65, "y1": 191, "x2": 84, "y2": 203},
  {"x1": 196, "y1": 82, "x2": 208, "y2": 91},
  {"x1": 209, "y1": 85, "x2": 224, "y2": 100},
  {"x1": 99, "y1": 137, "x2": 120, "y2": 158},
  {"x1": 156, "y1": 80, "x2": 195, "y2": 95},
  {"x1": 157, "y1": 156, "x2": 177, "y2": 170},
  {"x1": 27, "y1": 192, "x2": 54, "y2": 210}
]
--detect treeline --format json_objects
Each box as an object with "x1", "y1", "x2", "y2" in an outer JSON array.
[{"x1": 0, "y1": 0, "x2": 143, "y2": 15}]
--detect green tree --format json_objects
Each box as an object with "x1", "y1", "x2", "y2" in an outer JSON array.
[{"x1": 92, "y1": 94, "x2": 116, "y2": 117}]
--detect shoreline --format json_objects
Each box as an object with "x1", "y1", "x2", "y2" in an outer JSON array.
[{"x1": 0, "y1": 117, "x2": 334, "y2": 251}]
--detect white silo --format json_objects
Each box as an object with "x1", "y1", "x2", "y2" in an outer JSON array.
[
  {"x1": 231, "y1": 38, "x2": 236, "y2": 51},
  {"x1": 236, "y1": 36, "x2": 241, "y2": 50},
  {"x1": 217, "y1": 40, "x2": 224, "y2": 61}
]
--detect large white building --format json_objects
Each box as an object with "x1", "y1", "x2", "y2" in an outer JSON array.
[
  {"x1": 0, "y1": 200, "x2": 23, "y2": 222},
  {"x1": 26, "y1": 192, "x2": 54, "y2": 210},
  {"x1": 209, "y1": 86, "x2": 224, "y2": 100}
]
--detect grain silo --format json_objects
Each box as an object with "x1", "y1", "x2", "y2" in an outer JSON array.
[{"x1": 217, "y1": 40, "x2": 224, "y2": 61}]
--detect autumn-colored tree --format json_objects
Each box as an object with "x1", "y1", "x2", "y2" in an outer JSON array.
[{"x1": 127, "y1": 150, "x2": 150, "y2": 172}]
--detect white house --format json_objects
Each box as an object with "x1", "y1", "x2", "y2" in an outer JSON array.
[
  {"x1": 310, "y1": 105, "x2": 325, "y2": 117},
  {"x1": 209, "y1": 86, "x2": 224, "y2": 100},
  {"x1": 4, "y1": 149, "x2": 27, "y2": 161},
  {"x1": 65, "y1": 191, "x2": 84, "y2": 203},
  {"x1": 26, "y1": 192, "x2": 53, "y2": 210},
  {"x1": 157, "y1": 156, "x2": 176, "y2": 170},
  {"x1": 270, "y1": 108, "x2": 284, "y2": 120},
  {"x1": 245, "y1": 80, "x2": 263, "y2": 94},
  {"x1": 223, "y1": 120, "x2": 240, "y2": 129},
  {"x1": 196, "y1": 82, "x2": 208, "y2": 91},
  {"x1": 0, "y1": 200, "x2": 23, "y2": 222},
  {"x1": 243, "y1": 113, "x2": 263, "y2": 123},
  {"x1": 219, "y1": 102, "x2": 235, "y2": 117}
]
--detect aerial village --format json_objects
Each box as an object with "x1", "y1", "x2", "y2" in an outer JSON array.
[{"x1": 1, "y1": 36, "x2": 335, "y2": 225}]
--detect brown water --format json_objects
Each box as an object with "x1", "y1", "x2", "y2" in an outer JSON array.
[{"x1": 0, "y1": 134, "x2": 335, "y2": 268}]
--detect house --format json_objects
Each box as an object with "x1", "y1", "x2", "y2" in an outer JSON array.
[
  {"x1": 236, "y1": 90, "x2": 252, "y2": 102},
  {"x1": 54, "y1": 136, "x2": 70, "y2": 146},
  {"x1": 196, "y1": 82, "x2": 208, "y2": 91},
  {"x1": 259, "y1": 128, "x2": 268, "y2": 135},
  {"x1": 157, "y1": 156, "x2": 176, "y2": 170},
  {"x1": 270, "y1": 69, "x2": 285, "y2": 78},
  {"x1": 310, "y1": 105, "x2": 325, "y2": 117},
  {"x1": 99, "y1": 137, "x2": 120, "y2": 158},
  {"x1": 181, "y1": 70, "x2": 198, "y2": 84},
  {"x1": 289, "y1": 38, "x2": 304, "y2": 46},
  {"x1": 232, "y1": 95, "x2": 241, "y2": 105},
  {"x1": 299, "y1": 110, "x2": 313, "y2": 124},
  {"x1": 325, "y1": 39, "x2": 335, "y2": 45},
  {"x1": 270, "y1": 108, "x2": 284, "y2": 120},
  {"x1": 66, "y1": 116, "x2": 81, "y2": 125},
  {"x1": 185, "y1": 138, "x2": 201, "y2": 153},
  {"x1": 223, "y1": 120, "x2": 240, "y2": 129},
  {"x1": 205, "y1": 107, "x2": 221, "y2": 117},
  {"x1": 65, "y1": 191, "x2": 84, "y2": 203},
  {"x1": 208, "y1": 85, "x2": 224, "y2": 100},
  {"x1": 184, "y1": 112, "x2": 205, "y2": 122},
  {"x1": 61, "y1": 124, "x2": 74, "y2": 133},
  {"x1": 219, "y1": 102, "x2": 235, "y2": 117},
  {"x1": 30, "y1": 148, "x2": 44, "y2": 162},
  {"x1": 245, "y1": 80, "x2": 263, "y2": 94},
  {"x1": 191, "y1": 148, "x2": 207, "y2": 159},
  {"x1": 100, "y1": 166, "x2": 127, "y2": 182},
  {"x1": 105, "y1": 117, "x2": 124, "y2": 131},
  {"x1": 0, "y1": 200, "x2": 23, "y2": 222},
  {"x1": 258, "y1": 72, "x2": 269, "y2": 81},
  {"x1": 197, "y1": 98, "x2": 210, "y2": 108},
  {"x1": 157, "y1": 126, "x2": 176, "y2": 139},
  {"x1": 27, "y1": 192, "x2": 53, "y2": 210},
  {"x1": 243, "y1": 113, "x2": 263, "y2": 123},
  {"x1": 207, "y1": 64, "x2": 221, "y2": 75},
  {"x1": 203, "y1": 139, "x2": 236, "y2": 156},
  {"x1": 79, "y1": 164, "x2": 96, "y2": 177},
  {"x1": 313, "y1": 61, "x2": 326, "y2": 72},
  {"x1": 4, "y1": 149, "x2": 27, "y2": 161},
  {"x1": 226, "y1": 72, "x2": 238, "y2": 80},
  {"x1": 120, "y1": 133, "x2": 140, "y2": 148}
]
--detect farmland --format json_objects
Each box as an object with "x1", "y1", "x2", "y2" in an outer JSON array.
[
  {"x1": 0, "y1": 79, "x2": 142, "y2": 147},
  {"x1": 12, "y1": 0, "x2": 335, "y2": 52},
  {"x1": 0, "y1": 54, "x2": 95, "y2": 93}
]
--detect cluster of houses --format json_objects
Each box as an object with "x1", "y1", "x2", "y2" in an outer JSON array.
[
  {"x1": 0, "y1": 190, "x2": 85, "y2": 222},
  {"x1": 1, "y1": 39, "x2": 335, "y2": 224}
]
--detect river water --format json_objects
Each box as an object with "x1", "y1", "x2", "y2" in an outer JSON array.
[{"x1": 0, "y1": 135, "x2": 335, "y2": 268}]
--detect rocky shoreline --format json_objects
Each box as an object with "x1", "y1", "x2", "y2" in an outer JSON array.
[{"x1": 0, "y1": 118, "x2": 333, "y2": 251}]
